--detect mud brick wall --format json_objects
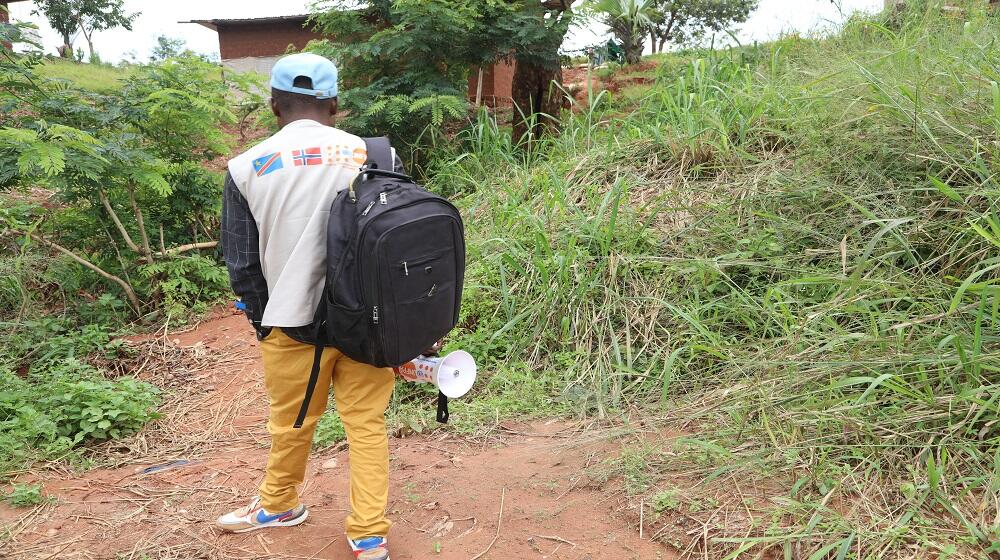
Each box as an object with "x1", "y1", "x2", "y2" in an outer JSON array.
[
  {"x1": 469, "y1": 60, "x2": 515, "y2": 107},
  {"x1": 218, "y1": 20, "x2": 323, "y2": 60}
]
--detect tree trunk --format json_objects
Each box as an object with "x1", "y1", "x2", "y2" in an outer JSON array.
[
  {"x1": 511, "y1": 62, "x2": 564, "y2": 144},
  {"x1": 510, "y1": 0, "x2": 574, "y2": 144},
  {"x1": 625, "y1": 37, "x2": 643, "y2": 65},
  {"x1": 650, "y1": 31, "x2": 658, "y2": 53},
  {"x1": 81, "y1": 29, "x2": 94, "y2": 59},
  {"x1": 59, "y1": 31, "x2": 72, "y2": 58},
  {"x1": 23, "y1": 231, "x2": 142, "y2": 314}
]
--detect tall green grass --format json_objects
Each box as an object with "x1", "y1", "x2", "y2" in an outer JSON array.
[{"x1": 430, "y1": 2, "x2": 998, "y2": 557}]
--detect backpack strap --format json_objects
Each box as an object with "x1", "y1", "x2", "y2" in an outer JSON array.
[
  {"x1": 436, "y1": 391, "x2": 450, "y2": 424},
  {"x1": 363, "y1": 137, "x2": 394, "y2": 171},
  {"x1": 293, "y1": 319, "x2": 326, "y2": 429}
]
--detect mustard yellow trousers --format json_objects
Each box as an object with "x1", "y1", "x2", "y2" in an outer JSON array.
[{"x1": 258, "y1": 328, "x2": 395, "y2": 539}]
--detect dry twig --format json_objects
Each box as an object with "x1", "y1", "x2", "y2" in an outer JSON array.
[{"x1": 470, "y1": 487, "x2": 506, "y2": 560}]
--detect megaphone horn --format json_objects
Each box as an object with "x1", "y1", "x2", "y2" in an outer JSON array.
[{"x1": 396, "y1": 350, "x2": 477, "y2": 399}]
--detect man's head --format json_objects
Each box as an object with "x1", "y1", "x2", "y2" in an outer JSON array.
[{"x1": 269, "y1": 53, "x2": 339, "y2": 127}]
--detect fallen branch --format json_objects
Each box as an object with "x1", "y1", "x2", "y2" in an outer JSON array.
[
  {"x1": 155, "y1": 241, "x2": 218, "y2": 257},
  {"x1": 470, "y1": 487, "x2": 505, "y2": 560}
]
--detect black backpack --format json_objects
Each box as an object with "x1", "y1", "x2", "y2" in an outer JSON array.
[{"x1": 294, "y1": 137, "x2": 466, "y2": 428}]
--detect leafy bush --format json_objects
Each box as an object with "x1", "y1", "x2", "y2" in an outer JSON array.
[
  {"x1": 0, "y1": 361, "x2": 159, "y2": 471},
  {"x1": 1, "y1": 31, "x2": 254, "y2": 318},
  {"x1": 0, "y1": 316, "x2": 159, "y2": 473}
]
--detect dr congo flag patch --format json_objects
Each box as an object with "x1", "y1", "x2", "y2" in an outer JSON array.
[{"x1": 253, "y1": 152, "x2": 284, "y2": 177}]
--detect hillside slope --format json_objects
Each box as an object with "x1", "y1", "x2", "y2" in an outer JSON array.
[{"x1": 425, "y1": 5, "x2": 1000, "y2": 559}]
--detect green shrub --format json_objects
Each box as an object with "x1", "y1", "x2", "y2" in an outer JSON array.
[
  {"x1": 0, "y1": 317, "x2": 159, "y2": 473},
  {"x1": 0, "y1": 362, "x2": 159, "y2": 471}
]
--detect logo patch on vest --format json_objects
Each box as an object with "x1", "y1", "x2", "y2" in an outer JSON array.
[
  {"x1": 252, "y1": 152, "x2": 284, "y2": 177},
  {"x1": 326, "y1": 145, "x2": 368, "y2": 167}
]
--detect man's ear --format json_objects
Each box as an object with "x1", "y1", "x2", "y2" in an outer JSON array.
[
  {"x1": 330, "y1": 97, "x2": 338, "y2": 116},
  {"x1": 270, "y1": 97, "x2": 280, "y2": 118}
]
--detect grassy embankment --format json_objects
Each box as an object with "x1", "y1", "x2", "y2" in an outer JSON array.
[
  {"x1": 33, "y1": 57, "x2": 130, "y2": 92},
  {"x1": 420, "y1": 6, "x2": 1000, "y2": 559}
]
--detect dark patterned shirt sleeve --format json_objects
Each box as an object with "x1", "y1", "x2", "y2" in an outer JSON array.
[{"x1": 221, "y1": 171, "x2": 269, "y2": 329}]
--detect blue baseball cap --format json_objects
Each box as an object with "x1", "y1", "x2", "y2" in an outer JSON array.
[{"x1": 270, "y1": 53, "x2": 339, "y2": 99}]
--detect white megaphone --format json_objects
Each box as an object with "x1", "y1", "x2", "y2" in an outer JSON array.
[{"x1": 395, "y1": 350, "x2": 477, "y2": 398}]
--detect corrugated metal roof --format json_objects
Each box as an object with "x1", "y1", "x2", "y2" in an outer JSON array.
[{"x1": 181, "y1": 14, "x2": 311, "y2": 32}]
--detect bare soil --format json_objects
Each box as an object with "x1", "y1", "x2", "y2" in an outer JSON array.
[{"x1": 1, "y1": 312, "x2": 675, "y2": 560}]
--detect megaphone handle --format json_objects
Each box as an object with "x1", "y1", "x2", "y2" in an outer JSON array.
[{"x1": 436, "y1": 391, "x2": 449, "y2": 424}]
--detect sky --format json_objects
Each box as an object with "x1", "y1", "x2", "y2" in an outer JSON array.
[{"x1": 9, "y1": 0, "x2": 883, "y2": 63}]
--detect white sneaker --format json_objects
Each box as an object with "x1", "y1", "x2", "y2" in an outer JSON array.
[{"x1": 215, "y1": 496, "x2": 308, "y2": 533}]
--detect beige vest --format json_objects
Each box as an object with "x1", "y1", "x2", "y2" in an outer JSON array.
[{"x1": 228, "y1": 119, "x2": 367, "y2": 327}]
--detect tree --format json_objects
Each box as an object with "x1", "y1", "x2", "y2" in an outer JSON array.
[
  {"x1": 33, "y1": 0, "x2": 137, "y2": 59},
  {"x1": 647, "y1": 0, "x2": 757, "y2": 54},
  {"x1": 150, "y1": 35, "x2": 185, "y2": 62},
  {"x1": 509, "y1": 0, "x2": 577, "y2": 143},
  {"x1": 311, "y1": 1, "x2": 572, "y2": 161},
  {"x1": 587, "y1": 0, "x2": 656, "y2": 64},
  {"x1": 310, "y1": 1, "x2": 579, "y2": 150},
  {"x1": 1, "y1": 45, "x2": 255, "y2": 315}
]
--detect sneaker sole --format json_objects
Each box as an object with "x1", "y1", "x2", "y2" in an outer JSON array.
[
  {"x1": 227, "y1": 509, "x2": 309, "y2": 534},
  {"x1": 351, "y1": 546, "x2": 390, "y2": 560}
]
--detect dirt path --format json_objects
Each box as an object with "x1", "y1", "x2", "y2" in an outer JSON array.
[{"x1": 1, "y1": 312, "x2": 672, "y2": 560}]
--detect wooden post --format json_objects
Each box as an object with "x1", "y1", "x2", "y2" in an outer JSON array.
[{"x1": 475, "y1": 66, "x2": 484, "y2": 108}]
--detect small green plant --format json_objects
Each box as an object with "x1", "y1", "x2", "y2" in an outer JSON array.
[
  {"x1": 651, "y1": 488, "x2": 681, "y2": 514},
  {"x1": 403, "y1": 482, "x2": 421, "y2": 503},
  {"x1": 619, "y1": 446, "x2": 654, "y2": 496},
  {"x1": 313, "y1": 412, "x2": 346, "y2": 449},
  {"x1": 1, "y1": 483, "x2": 49, "y2": 507}
]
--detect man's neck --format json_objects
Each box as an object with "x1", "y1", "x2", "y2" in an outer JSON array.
[{"x1": 279, "y1": 113, "x2": 333, "y2": 128}]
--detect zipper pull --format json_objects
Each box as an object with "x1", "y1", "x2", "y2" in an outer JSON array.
[
  {"x1": 372, "y1": 306, "x2": 379, "y2": 324},
  {"x1": 379, "y1": 192, "x2": 388, "y2": 205},
  {"x1": 403, "y1": 261, "x2": 409, "y2": 276},
  {"x1": 362, "y1": 200, "x2": 376, "y2": 216}
]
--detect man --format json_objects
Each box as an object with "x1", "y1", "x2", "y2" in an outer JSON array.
[{"x1": 216, "y1": 52, "x2": 397, "y2": 560}]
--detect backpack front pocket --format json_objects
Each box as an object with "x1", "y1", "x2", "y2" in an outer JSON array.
[{"x1": 391, "y1": 248, "x2": 455, "y2": 304}]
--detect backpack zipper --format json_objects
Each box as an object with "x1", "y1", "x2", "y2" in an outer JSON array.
[
  {"x1": 362, "y1": 200, "x2": 376, "y2": 216},
  {"x1": 372, "y1": 305, "x2": 379, "y2": 324},
  {"x1": 379, "y1": 192, "x2": 388, "y2": 205}
]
